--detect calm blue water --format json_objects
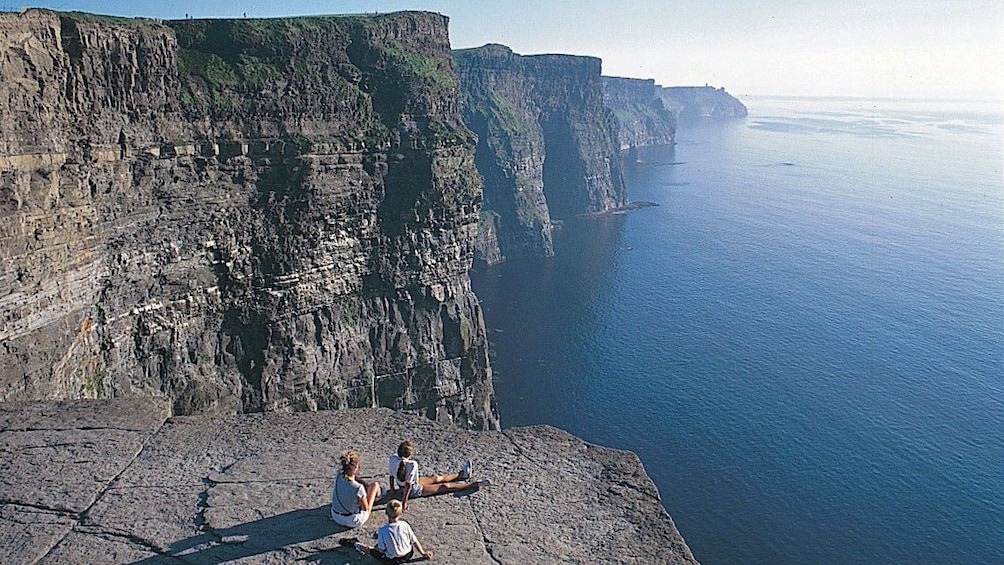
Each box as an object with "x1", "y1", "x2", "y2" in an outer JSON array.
[{"x1": 471, "y1": 97, "x2": 1004, "y2": 565}]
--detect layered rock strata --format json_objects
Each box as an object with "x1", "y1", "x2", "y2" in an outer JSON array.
[
  {"x1": 602, "y1": 76, "x2": 677, "y2": 150},
  {"x1": 0, "y1": 398, "x2": 698, "y2": 564},
  {"x1": 454, "y1": 44, "x2": 626, "y2": 264},
  {"x1": 659, "y1": 85, "x2": 748, "y2": 124},
  {"x1": 0, "y1": 10, "x2": 497, "y2": 429}
]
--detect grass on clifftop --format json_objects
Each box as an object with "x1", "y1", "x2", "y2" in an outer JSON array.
[{"x1": 58, "y1": 10, "x2": 165, "y2": 28}]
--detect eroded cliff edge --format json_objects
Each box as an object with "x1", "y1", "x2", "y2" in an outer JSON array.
[
  {"x1": 0, "y1": 10, "x2": 497, "y2": 429},
  {"x1": 0, "y1": 398, "x2": 699, "y2": 564},
  {"x1": 454, "y1": 44, "x2": 626, "y2": 264}
]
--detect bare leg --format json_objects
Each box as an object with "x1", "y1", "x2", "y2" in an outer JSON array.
[
  {"x1": 419, "y1": 472, "x2": 461, "y2": 485},
  {"x1": 364, "y1": 481, "x2": 380, "y2": 509},
  {"x1": 419, "y1": 479, "x2": 480, "y2": 496}
]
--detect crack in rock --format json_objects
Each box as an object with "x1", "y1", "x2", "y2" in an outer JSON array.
[
  {"x1": 73, "y1": 524, "x2": 174, "y2": 560},
  {"x1": 0, "y1": 500, "x2": 78, "y2": 519},
  {"x1": 468, "y1": 496, "x2": 502, "y2": 565},
  {"x1": 193, "y1": 476, "x2": 222, "y2": 543},
  {"x1": 607, "y1": 479, "x2": 662, "y2": 503},
  {"x1": 32, "y1": 420, "x2": 167, "y2": 563},
  {"x1": 7, "y1": 426, "x2": 156, "y2": 433},
  {"x1": 501, "y1": 429, "x2": 538, "y2": 465}
]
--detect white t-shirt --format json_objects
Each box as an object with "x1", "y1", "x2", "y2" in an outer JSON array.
[
  {"x1": 376, "y1": 520, "x2": 418, "y2": 559},
  {"x1": 387, "y1": 454, "x2": 420, "y2": 487},
  {"x1": 331, "y1": 473, "x2": 365, "y2": 515}
]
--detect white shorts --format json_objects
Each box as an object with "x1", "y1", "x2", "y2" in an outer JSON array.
[
  {"x1": 330, "y1": 508, "x2": 370, "y2": 528},
  {"x1": 408, "y1": 481, "x2": 423, "y2": 498}
]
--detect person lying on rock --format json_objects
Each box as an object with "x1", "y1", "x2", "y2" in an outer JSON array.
[
  {"x1": 353, "y1": 499, "x2": 434, "y2": 563},
  {"x1": 387, "y1": 440, "x2": 490, "y2": 510},
  {"x1": 330, "y1": 449, "x2": 382, "y2": 528}
]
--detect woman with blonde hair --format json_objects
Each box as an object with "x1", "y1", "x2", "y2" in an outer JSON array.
[
  {"x1": 330, "y1": 449, "x2": 381, "y2": 528},
  {"x1": 388, "y1": 440, "x2": 489, "y2": 510}
]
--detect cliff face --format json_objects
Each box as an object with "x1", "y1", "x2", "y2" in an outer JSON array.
[
  {"x1": 0, "y1": 10, "x2": 497, "y2": 430},
  {"x1": 660, "y1": 85, "x2": 748, "y2": 125},
  {"x1": 602, "y1": 76, "x2": 677, "y2": 150},
  {"x1": 454, "y1": 44, "x2": 626, "y2": 264}
]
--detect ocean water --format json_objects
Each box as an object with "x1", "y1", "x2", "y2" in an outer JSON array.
[{"x1": 471, "y1": 97, "x2": 1004, "y2": 565}]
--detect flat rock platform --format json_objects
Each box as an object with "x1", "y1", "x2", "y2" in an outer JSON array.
[{"x1": 0, "y1": 399, "x2": 697, "y2": 564}]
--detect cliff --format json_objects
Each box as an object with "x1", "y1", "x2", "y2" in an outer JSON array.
[
  {"x1": 0, "y1": 10, "x2": 497, "y2": 430},
  {"x1": 659, "y1": 86, "x2": 748, "y2": 125},
  {"x1": 602, "y1": 76, "x2": 677, "y2": 150},
  {"x1": 454, "y1": 44, "x2": 626, "y2": 264},
  {"x1": 0, "y1": 398, "x2": 700, "y2": 564}
]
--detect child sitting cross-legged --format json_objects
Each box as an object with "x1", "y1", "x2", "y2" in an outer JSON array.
[{"x1": 353, "y1": 499, "x2": 433, "y2": 563}]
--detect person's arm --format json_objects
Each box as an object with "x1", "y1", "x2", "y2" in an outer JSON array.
[
  {"x1": 388, "y1": 455, "x2": 397, "y2": 490},
  {"x1": 401, "y1": 481, "x2": 412, "y2": 509},
  {"x1": 402, "y1": 459, "x2": 419, "y2": 509},
  {"x1": 412, "y1": 536, "x2": 433, "y2": 559}
]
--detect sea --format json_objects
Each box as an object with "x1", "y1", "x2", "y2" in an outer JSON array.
[{"x1": 470, "y1": 96, "x2": 1004, "y2": 565}]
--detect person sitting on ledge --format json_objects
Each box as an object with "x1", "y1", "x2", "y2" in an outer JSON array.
[
  {"x1": 352, "y1": 499, "x2": 434, "y2": 564},
  {"x1": 388, "y1": 440, "x2": 489, "y2": 510},
  {"x1": 330, "y1": 449, "x2": 382, "y2": 528}
]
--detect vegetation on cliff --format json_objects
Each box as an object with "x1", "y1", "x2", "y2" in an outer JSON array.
[{"x1": 167, "y1": 13, "x2": 466, "y2": 151}]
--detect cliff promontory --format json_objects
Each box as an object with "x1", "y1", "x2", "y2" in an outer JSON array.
[
  {"x1": 0, "y1": 10, "x2": 496, "y2": 429},
  {"x1": 0, "y1": 398, "x2": 699, "y2": 564},
  {"x1": 454, "y1": 44, "x2": 626, "y2": 264},
  {"x1": 602, "y1": 76, "x2": 677, "y2": 150},
  {"x1": 659, "y1": 85, "x2": 748, "y2": 124}
]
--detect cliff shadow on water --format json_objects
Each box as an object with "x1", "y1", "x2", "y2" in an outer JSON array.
[{"x1": 471, "y1": 213, "x2": 628, "y2": 429}]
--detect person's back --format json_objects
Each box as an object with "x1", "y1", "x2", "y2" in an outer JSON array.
[
  {"x1": 376, "y1": 520, "x2": 417, "y2": 560},
  {"x1": 331, "y1": 472, "x2": 361, "y2": 515},
  {"x1": 354, "y1": 499, "x2": 433, "y2": 563},
  {"x1": 329, "y1": 450, "x2": 380, "y2": 528}
]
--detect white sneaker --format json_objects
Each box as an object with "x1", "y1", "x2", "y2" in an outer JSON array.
[
  {"x1": 476, "y1": 478, "x2": 492, "y2": 487},
  {"x1": 459, "y1": 459, "x2": 473, "y2": 480}
]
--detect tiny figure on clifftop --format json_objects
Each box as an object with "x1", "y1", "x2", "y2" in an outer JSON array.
[
  {"x1": 351, "y1": 499, "x2": 434, "y2": 563},
  {"x1": 388, "y1": 440, "x2": 489, "y2": 510},
  {"x1": 330, "y1": 450, "x2": 382, "y2": 528}
]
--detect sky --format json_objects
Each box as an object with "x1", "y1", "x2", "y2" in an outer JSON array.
[{"x1": 10, "y1": 1, "x2": 1003, "y2": 100}]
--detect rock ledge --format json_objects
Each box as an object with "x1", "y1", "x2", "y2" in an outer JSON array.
[{"x1": 1, "y1": 399, "x2": 697, "y2": 564}]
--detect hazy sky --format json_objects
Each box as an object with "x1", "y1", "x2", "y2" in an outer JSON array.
[{"x1": 13, "y1": 1, "x2": 1003, "y2": 100}]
